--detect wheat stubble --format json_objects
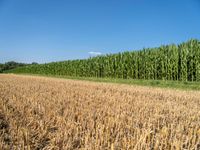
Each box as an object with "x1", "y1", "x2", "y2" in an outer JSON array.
[{"x1": 0, "y1": 74, "x2": 199, "y2": 149}]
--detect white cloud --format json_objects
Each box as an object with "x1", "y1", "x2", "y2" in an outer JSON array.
[{"x1": 88, "y1": 51, "x2": 102, "y2": 56}]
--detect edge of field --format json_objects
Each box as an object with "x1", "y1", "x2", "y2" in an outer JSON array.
[{"x1": 3, "y1": 73, "x2": 200, "y2": 91}]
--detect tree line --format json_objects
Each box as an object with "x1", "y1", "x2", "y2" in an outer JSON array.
[{"x1": 0, "y1": 61, "x2": 38, "y2": 73}]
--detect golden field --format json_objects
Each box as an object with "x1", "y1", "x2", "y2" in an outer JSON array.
[{"x1": 0, "y1": 74, "x2": 199, "y2": 150}]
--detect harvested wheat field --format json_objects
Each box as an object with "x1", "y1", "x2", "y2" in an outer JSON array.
[{"x1": 0, "y1": 74, "x2": 200, "y2": 150}]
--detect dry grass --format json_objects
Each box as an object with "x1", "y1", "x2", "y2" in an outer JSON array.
[{"x1": 0, "y1": 74, "x2": 199, "y2": 150}]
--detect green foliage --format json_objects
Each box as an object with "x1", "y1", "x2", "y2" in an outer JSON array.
[
  {"x1": 0, "y1": 61, "x2": 28, "y2": 73},
  {"x1": 0, "y1": 64, "x2": 4, "y2": 73},
  {"x1": 7, "y1": 39, "x2": 200, "y2": 81}
]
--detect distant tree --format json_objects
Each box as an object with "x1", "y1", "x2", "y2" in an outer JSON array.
[
  {"x1": 0, "y1": 61, "x2": 27, "y2": 72},
  {"x1": 0, "y1": 64, "x2": 4, "y2": 73},
  {"x1": 31, "y1": 62, "x2": 38, "y2": 65}
]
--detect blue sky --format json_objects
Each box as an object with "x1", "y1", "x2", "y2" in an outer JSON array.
[{"x1": 0, "y1": 0, "x2": 200, "y2": 63}]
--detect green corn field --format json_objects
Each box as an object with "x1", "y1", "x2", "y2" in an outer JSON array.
[{"x1": 6, "y1": 39, "x2": 200, "y2": 81}]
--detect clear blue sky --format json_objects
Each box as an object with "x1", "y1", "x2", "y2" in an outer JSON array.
[{"x1": 0, "y1": 0, "x2": 200, "y2": 63}]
